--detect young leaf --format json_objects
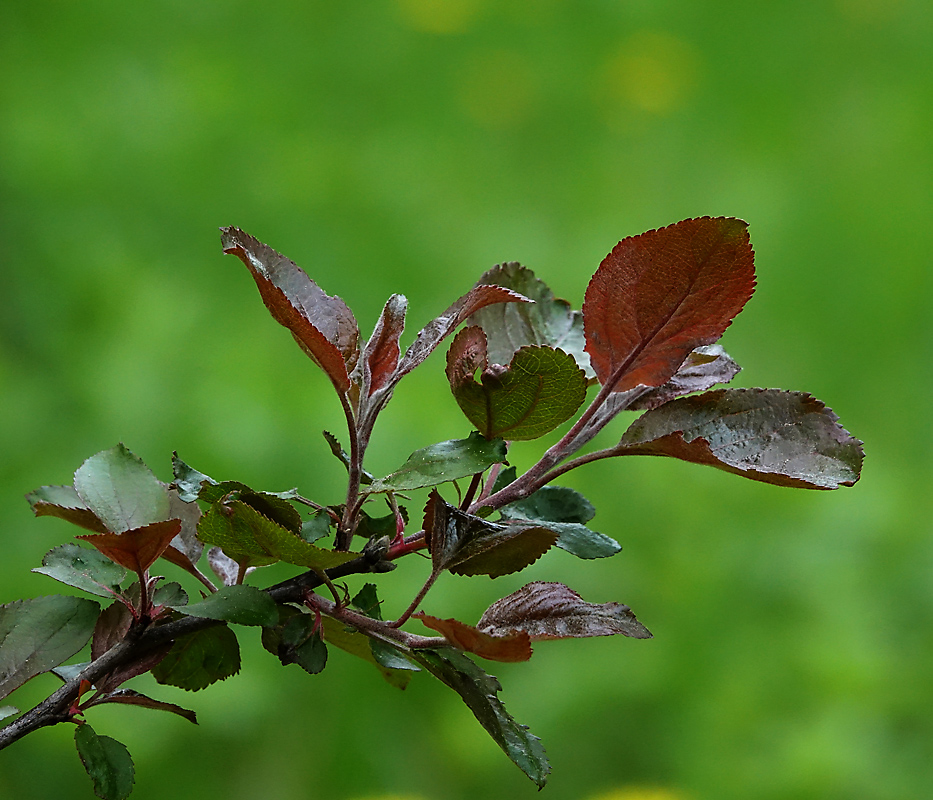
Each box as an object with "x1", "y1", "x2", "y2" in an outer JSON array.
[
  {"x1": 583, "y1": 217, "x2": 755, "y2": 392},
  {"x1": 360, "y1": 293, "x2": 408, "y2": 395},
  {"x1": 197, "y1": 500, "x2": 358, "y2": 570},
  {"x1": 0, "y1": 596, "x2": 100, "y2": 700},
  {"x1": 33, "y1": 544, "x2": 127, "y2": 598},
  {"x1": 221, "y1": 226, "x2": 360, "y2": 392},
  {"x1": 628, "y1": 344, "x2": 741, "y2": 410},
  {"x1": 170, "y1": 454, "x2": 216, "y2": 503},
  {"x1": 369, "y1": 432, "x2": 507, "y2": 494},
  {"x1": 414, "y1": 613, "x2": 532, "y2": 662},
  {"x1": 393, "y1": 284, "x2": 531, "y2": 382},
  {"x1": 446, "y1": 328, "x2": 587, "y2": 441},
  {"x1": 300, "y1": 511, "x2": 333, "y2": 543},
  {"x1": 423, "y1": 491, "x2": 555, "y2": 577},
  {"x1": 351, "y1": 583, "x2": 383, "y2": 620},
  {"x1": 322, "y1": 431, "x2": 375, "y2": 485},
  {"x1": 173, "y1": 584, "x2": 278, "y2": 628},
  {"x1": 77, "y1": 519, "x2": 182, "y2": 573},
  {"x1": 152, "y1": 625, "x2": 241, "y2": 691},
  {"x1": 615, "y1": 388, "x2": 864, "y2": 489},
  {"x1": 74, "y1": 723, "x2": 135, "y2": 800},
  {"x1": 319, "y1": 617, "x2": 412, "y2": 689},
  {"x1": 478, "y1": 582, "x2": 652, "y2": 641},
  {"x1": 25, "y1": 485, "x2": 108, "y2": 534},
  {"x1": 73, "y1": 444, "x2": 172, "y2": 534},
  {"x1": 207, "y1": 547, "x2": 253, "y2": 586},
  {"x1": 152, "y1": 582, "x2": 188, "y2": 609},
  {"x1": 85, "y1": 689, "x2": 197, "y2": 724},
  {"x1": 277, "y1": 614, "x2": 328, "y2": 675},
  {"x1": 466, "y1": 261, "x2": 593, "y2": 378},
  {"x1": 409, "y1": 648, "x2": 550, "y2": 787}
]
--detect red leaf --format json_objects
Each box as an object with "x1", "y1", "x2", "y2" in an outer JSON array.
[
  {"x1": 361, "y1": 294, "x2": 408, "y2": 395},
  {"x1": 77, "y1": 519, "x2": 182, "y2": 573},
  {"x1": 221, "y1": 227, "x2": 360, "y2": 392},
  {"x1": 478, "y1": 581, "x2": 652, "y2": 640},
  {"x1": 583, "y1": 217, "x2": 755, "y2": 392},
  {"x1": 414, "y1": 613, "x2": 532, "y2": 662}
]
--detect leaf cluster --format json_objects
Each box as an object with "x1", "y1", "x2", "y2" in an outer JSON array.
[{"x1": 0, "y1": 218, "x2": 862, "y2": 797}]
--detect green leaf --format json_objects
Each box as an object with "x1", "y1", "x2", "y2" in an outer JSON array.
[
  {"x1": 467, "y1": 261, "x2": 594, "y2": 378},
  {"x1": 198, "y1": 484, "x2": 302, "y2": 534},
  {"x1": 409, "y1": 648, "x2": 549, "y2": 787},
  {"x1": 197, "y1": 500, "x2": 357, "y2": 571},
  {"x1": 351, "y1": 583, "x2": 383, "y2": 620},
  {"x1": 616, "y1": 388, "x2": 864, "y2": 489},
  {"x1": 369, "y1": 639, "x2": 419, "y2": 672},
  {"x1": 173, "y1": 585, "x2": 278, "y2": 627},
  {"x1": 74, "y1": 723, "x2": 135, "y2": 800},
  {"x1": 33, "y1": 544, "x2": 127, "y2": 598},
  {"x1": 447, "y1": 329, "x2": 587, "y2": 441},
  {"x1": 300, "y1": 511, "x2": 333, "y2": 543},
  {"x1": 25, "y1": 485, "x2": 108, "y2": 533},
  {"x1": 171, "y1": 454, "x2": 216, "y2": 503},
  {"x1": 319, "y1": 617, "x2": 413, "y2": 689},
  {"x1": 73, "y1": 444, "x2": 171, "y2": 533},
  {"x1": 151, "y1": 581, "x2": 188, "y2": 609},
  {"x1": 277, "y1": 614, "x2": 328, "y2": 675},
  {"x1": 353, "y1": 507, "x2": 407, "y2": 540},
  {"x1": 369, "y1": 432, "x2": 507, "y2": 493},
  {"x1": 498, "y1": 486, "x2": 621, "y2": 559},
  {"x1": 152, "y1": 625, "x2": 240, "y2": 691},
  {"x1": 0, "y1": 596, "x2": 100, "y2": 701}
]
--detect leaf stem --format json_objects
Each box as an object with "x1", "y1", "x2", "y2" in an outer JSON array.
[
  {"x1": 338, "y1": 393, "x2": 362, "y2": 550},
  {"x1": 460, "y1": 472, "x2": 484, "y2": 511},
  {"x1": 387, "y1": 570, "x2": 440, "y2": 629}
]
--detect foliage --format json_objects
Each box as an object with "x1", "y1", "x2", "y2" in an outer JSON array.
[{"x1": 0, "y1": 218, "x2": 862, "y2": 797}]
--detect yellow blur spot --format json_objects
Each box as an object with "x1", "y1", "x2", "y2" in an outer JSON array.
[
  {"x1": 587, "y1": 788, "x2": 689, "y2": 800},
  {"x1": 599, "y1": 31, "x2": 699, "y2": 117},
  {"x1": 395, "y1": 0, "x2": 485, "y2": 34},
  {"x1": 457, "y1": 50, "x2": 538, "y2": 130}
]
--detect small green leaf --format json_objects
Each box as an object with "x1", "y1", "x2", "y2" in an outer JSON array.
[
  {"x1": 0, "y1": 596, "x2": 100, "y2": 700},
  {"x1": 278, "y1": 614, "x2": 327, "y2": 675},
  {"x1": 33, "y1": 544, "x2": 127, "y2": 598},
  {"x1": 74, "y1": 723, "x2": 135, "y2": 800},
  {"x1": 351, "y1": 584, "x2": 383, "y2": 620},
  {"x1": 369, "y1": 639, "x2": 419, "y2": 672},
  {"x1": 300, "y1": 511, "x2": 333, "y2": 543},
  {"x1": 198, "y1": 484, "x2": 302, "y2": 534},
  {"x1": 152, "y1": 581, "x2": 188, "y2": 609},
  {"x1": 370, "y1": 432, "x2": 507, "y2": 493},
  {"x1": 25, "y1": 485, "x2": 108, "y2": 533},
  {"x1": 447, "y1": 330, "x2": 587, "y2": 441},
  {"x1": 323, "y1": 431, "x2": 375, "y2": 484},
  {"x1": 152, "y1": 625, "x2": 240, "y2": 691},
  {"x1": 174, "y1": 585, "x2": 278, "y2": 627},
  {"x1": 410, "y1": 648, "x2": 549, "y2": 787},
  {"x1": 171, "y1": 454, "x2": 216, "y2": 503},
  {"x1": 74, "y1": 444, "x2": 171, "y2": 534}
]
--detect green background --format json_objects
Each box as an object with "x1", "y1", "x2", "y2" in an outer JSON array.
[{"x1": 2, "y1": 1, "x2": 930, "y2": 799}]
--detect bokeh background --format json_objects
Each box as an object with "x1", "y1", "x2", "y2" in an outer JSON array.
[{"x1": 2, "y1": 1, "x2": 931, "y2": 798}]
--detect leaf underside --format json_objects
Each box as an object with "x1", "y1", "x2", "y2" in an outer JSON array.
[{"x1": 74, "y1": 723, "x2": 135, "y2": 800}]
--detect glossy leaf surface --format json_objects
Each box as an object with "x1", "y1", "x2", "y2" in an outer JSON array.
[
  {"x1": 583, "y1": 217, "x2": 755, "y2": 392},
  {"x1": 277, "y1": 614, "x2": 328, "y2": 675},
  {"x1": 0, "y1": 595, "x2": 100, "y2": 700},
  {"x1": 447, "y1": 328, "x2": 587, "y2": 441},
  {"x1": 616, "y1": 388, "x2": 864, "y2": 489},
  {"x1": 33, "y1": 544, "x2": 127, "y2": 598},
  {"x1": 221, "y1": 227, "x2": 359, "y2": 392},
  {"x1": 360, "y1": 293, "x2": 408, "y2": 395},
  {"x1": 478, "y1": 581, "x2": 652, "y2": 640},
  {"x1": 74, "y1": 723, "x2": 135, "y2": 800}
]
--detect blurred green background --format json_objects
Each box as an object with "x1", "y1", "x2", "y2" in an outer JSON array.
[{"x1": 2, "y1": 1, "x2": 930, "y2": 798}]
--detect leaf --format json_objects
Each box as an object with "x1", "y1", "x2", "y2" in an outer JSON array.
[
  {"x1": 0, "y1": 706, "x2": 17, "y2": 721},
  {"x1": 351, "y1": 583, "x2": 383, "y2": 620},
  {"x1": 300, "y1": 511, "x2": 333, "y2": 543},
  {"x1": 74, "y1": 723, "x2": 135, "y2": 800},
  {"x1": 73, "y1": 444, "x2": 172, "y2": 534},
  {"x1": 322, "y1": 431, "x2": 375, "y2": 485},
  {"x1": 207, "y1": 547, "x2": 253, "y2": 586},
  {"x1": 478, "y1": 582, "x2": 652, "y2": 641},
  {"x1": 277, "y1": 614, "x2": 328, "y2": 675},
  {"x1": 615, "y1": 388, "x2": 864, "y2": 489},
  {"x1": 152, "y1": 582, "x2": 188, "y2": 609},
  {"x1": 409, "y1": 648, "x2": 550, "y2": 787},
  {"x1": 152, "y1": 625, "x2": 241, "y2": 691},
  {"x1": 414, "y1": 613, "x2": 532, "y2": 662},
  {"x1": 583, "y1": 217, "x2": 756, "y2": 392},
  {"x1": 423, "y1": 491, "x2": 555, "y2": 577},
  {"x1": 354, "y1": 507, "x2": 407, "y2": 540},
  {"x1": 165, "y1": 488, "x2": 204, "y2": 566},
  {"x1": 221, "y1": 226, "x2": 360, "y2": 392},
  {"x1": 170, "y1": 454, "x2": 216, "y2": 503},
  {"x1": 33, "y1": 544, "x2": 127, "y2": 598},
  {"x1": 369, "y1": 432, "x2": 507, "y2": 494},
  {"x1": 360, "y1": 293, "x2": 408, "y2": 395},
  {"x1": 25, "y1": 485, "x2": 108, "y2": 533},
  {"x1": 173, "y1": 585, "x2": 278, "y2": 627},
  {"x1": 628, "y1": 344, "x2": 741, "y2": 410},
  {"x1": 467, "y1": 261, "x2": 593, "y2": 378},
  {"x1": 394, "y1": 284, "x2": 531, "y2": 382},
  {"x1": 77, "y1": 519, "x2": 182, "y2": 573},
  {"x1": 446, "y1": 328, "x2": 588, "y2": 441},
  {"x1": 319, "y1": 617, "x2": 413, "y2": 689},
  {"x1": 92, "y1": 601, "x2": 133, "y2": 662},
  {"x1": 0, "y1": 596, "x2": 100, "y2": 700},
  {"x1": 197, "y1": 500, "x2": 358, "y2": 570},
  {"x1": 369, "y1": 640, "x2": 420, "y2": 672},
  {"x1": 86, "y1": 689, "x2": 197, "y2": 724}
]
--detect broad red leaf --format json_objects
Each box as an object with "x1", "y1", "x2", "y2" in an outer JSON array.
[
  {"x1": 77, "y1": 519, "x2": 182, "y2": 573},
  {"x1": 221, "y1": 226, "x2": 360, "y2": 392},
  {"x1": 360, "y1": 294, "x2": 408, "y2": 395},
  {"x1": 478, "y1": 581, "x2": 652, "y2": 640},
  {"x1": 414, "y1": 613, "x2": 532, "y2": 662},
  {"x1": 394, "y1": 284, "x2": 530, "y2": 381},
  {"x1": 583, "y1": 217, "x2": 755, "y2": 392},
  {"x1": 614, "y1": 388, "x2": 864, "y2": 489}
]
